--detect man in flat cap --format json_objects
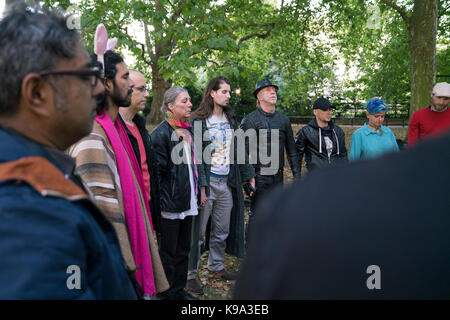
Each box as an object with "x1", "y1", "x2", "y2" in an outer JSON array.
[
  {"x1": 240, "y1": 79, "x2": 300, "y2": 242},
  {"x1": 407, "y1": 82, "x2": 450, "y2": 147},
  {"x1": 295, "y1": 97, "x2": 347, "y2": 176}
]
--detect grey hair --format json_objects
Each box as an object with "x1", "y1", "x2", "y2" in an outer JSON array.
[
  {"x1": 161, "y1": 87, "x2": 188, "y2": 113},
  {"x1": 0, "y1": 2, "x2": 82, "y2": 116}
]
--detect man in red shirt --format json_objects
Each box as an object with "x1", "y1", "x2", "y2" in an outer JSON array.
[
  {"x1": 118, "y1": 70, "x2": 160, "y2": 229},
  {"x1": 407, "y1": 82, "x2": 450, "y2": 147}
]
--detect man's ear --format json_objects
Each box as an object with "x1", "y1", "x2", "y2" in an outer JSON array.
[
  {"x1": 210, "y1": 90, "x2": 216, "y2": 100},
  {"x1": 20, "y1": 73, "x2": 53, "y2": 117},
  {"x1": 104, "y1": 78, "x2": 113, "y2": 93}
]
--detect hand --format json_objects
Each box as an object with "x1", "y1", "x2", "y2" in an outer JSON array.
[
  {"x1": 249, "y1": 178, "x2": 255, "y2": 190},
  {"x1": 200, "y1": 187, "x2": 208, "y2": 209},
  {"x1": 243, "y1": 178, "x2": 256, "y2": 197}
]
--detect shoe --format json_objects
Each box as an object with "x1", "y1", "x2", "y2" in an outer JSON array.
[
  {"x1": 186, "y1": 278, "x2": 204, "y2": 295},
  {"x1": 211, "y1": 268, "x2": 237, "y2": 281},
  {"x1": 155, "y1": 291, "x2": 170, "y2": 300},
  {"x1": 175, "y1": 290, "x2": 199, "y2": 300}
]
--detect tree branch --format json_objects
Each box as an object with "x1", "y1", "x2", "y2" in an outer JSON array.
[
  {"x1": 379, "y1": 0, "x2": 411, "y2": 29},
  {"x1": 167, "y1": 0, "x2": 186, "y2": 23},
  {"x1": 161, "y1": 33, "x2": 176, "y2": 55},
  {"x1": 237, "y1": 22, "x2": 275, "y2": 46},
  {"x1": 140, "y1": 43, "x2": 152, "y2": 66},
  {"x1": 206, "y1": 59, "x2": 220, "y2": 67},
  {"x1": 143, "y1": 21, "x2": 156, "y2": 62}
]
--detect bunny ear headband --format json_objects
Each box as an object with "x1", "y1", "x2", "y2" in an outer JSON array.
[{"x1": 94, "y1": 23, "x2": 118, "y2": 70}]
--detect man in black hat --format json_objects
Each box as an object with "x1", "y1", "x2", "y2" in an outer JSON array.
[
  {"x1": 295, "y1": 97, "x2": 347, "y2": 175},
  {"x1": 240, "y1": 79, "x2": 300, "y2": 241}
]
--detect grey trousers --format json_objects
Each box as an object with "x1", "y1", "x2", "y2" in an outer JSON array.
[{"x1": 188, "y1": 176, "x2": 233, "y2": 279}]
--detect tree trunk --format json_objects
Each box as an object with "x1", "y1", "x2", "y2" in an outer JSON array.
[
  {"x1": 408, "y1": 0, "x2": 438, "y2": 116},
  {"x1": 147, "y1": 61, "x2": 172, "y2": 125}
]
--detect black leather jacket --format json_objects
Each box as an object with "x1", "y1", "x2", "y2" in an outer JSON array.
[
  {"x1": 240, "y1": 108, "x2": 300, "y2": 179},
  {"x1": 295, "y1": 118, "x2": 348, "y2": 174},
  {"x1": 148, "y1": 120, "x2": 198, "y2": 215}
]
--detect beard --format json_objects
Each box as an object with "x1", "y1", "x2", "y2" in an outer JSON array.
[
  {"x1": 110, "y1": 85, "x2": 132, "y2": 108},
  {"x1": 217, "y1": 101, "x2": 231, "y2": 109}
]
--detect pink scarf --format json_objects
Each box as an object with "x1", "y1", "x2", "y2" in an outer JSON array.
[
  {"x1": 165, "y1": 112, "x2": 199, "y2": 196},
  {"x1": 96, "y1": 111, "x2": 155, "y2": 297},
  {"x1": 115, "y1": 116, "x2": 153, "y2": 231}
]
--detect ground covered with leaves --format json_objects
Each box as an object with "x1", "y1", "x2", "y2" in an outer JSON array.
[{"x1": 192, "y1": 253, "x2": 242, "y2": 300}]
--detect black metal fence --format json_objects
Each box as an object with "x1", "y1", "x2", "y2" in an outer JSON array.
[{"x1": 288, "y1": 116, "x2": 409, "y2": 127}]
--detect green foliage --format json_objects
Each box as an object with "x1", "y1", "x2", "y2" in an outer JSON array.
[
  {"x1": 38, "y1": 0, "x2": 444, "y2": 120},
  {"x1": 437, "y1": 45, "x2": 450, "y2": 79}
]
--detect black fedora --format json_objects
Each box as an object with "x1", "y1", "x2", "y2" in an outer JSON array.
[{"x1": 253, "y1": 78, "x2": 279, "y2": 98}]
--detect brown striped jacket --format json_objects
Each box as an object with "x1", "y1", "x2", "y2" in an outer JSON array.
[{"x1": 69, "y1": 121, "x2": 169, "y2": 293}]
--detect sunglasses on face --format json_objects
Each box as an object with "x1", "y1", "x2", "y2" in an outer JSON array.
[{"x1": 38, "y1": 65, "x2": 104, "y2": 87}]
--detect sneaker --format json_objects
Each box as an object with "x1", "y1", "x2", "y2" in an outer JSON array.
[
  {"x1": 186, "y1": 278, "x2": 204, "y2": 296},
  {"x1": 211, "y1": 268, "x2": 237, "y2": 281}
]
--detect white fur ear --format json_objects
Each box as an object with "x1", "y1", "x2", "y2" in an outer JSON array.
[
  {"x1": 106, "y1": 38, "x2": 117, "y2": 51},
  {"x1": 94, "y1": 24, "x2": 108, "y2": 55},
  {"x1": 94, "y1": 24, "x2": 108, "y2": 67}
]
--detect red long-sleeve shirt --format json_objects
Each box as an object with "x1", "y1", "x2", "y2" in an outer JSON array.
[{"x1": 407, "y1": 106, "x2": 450, "y2": 147}]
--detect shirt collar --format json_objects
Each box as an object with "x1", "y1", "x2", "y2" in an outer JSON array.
[
  {"x1": 429, "y1": 105, "x2": 448, "y2": 112},
  {"x1": 257, "y1": 107, "x2": 276, "y2": 117},
  {"x1": 363, "y1": 123, "x2": 383, "y2": 136},
  {"x1": 45, "y1": 147, "x2": 76, "y2": 178}
]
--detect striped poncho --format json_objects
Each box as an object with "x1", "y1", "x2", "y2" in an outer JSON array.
[{"x1": 69, "y1": 121, "x2": 169, "y2": 294}]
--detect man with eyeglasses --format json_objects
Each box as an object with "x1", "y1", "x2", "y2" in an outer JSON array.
[
  {"x1": 118, "y1": 70, "x2": 161, "y2": 235},
  {"x1": 0, "y1": 4, "x2": 137, "y2": 299}
]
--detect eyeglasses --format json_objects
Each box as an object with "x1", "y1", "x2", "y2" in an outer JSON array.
[
  {"x1": 38, "y1": 66, "x2": 104, "y2": 87},
  {"x1": 132, "y1": 85, "x2": 150, "y2": 93}
]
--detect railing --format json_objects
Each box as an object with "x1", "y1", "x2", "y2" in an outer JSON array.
[{"x1": 288, "y1": 116, "x2": 409, "y2": 127}]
